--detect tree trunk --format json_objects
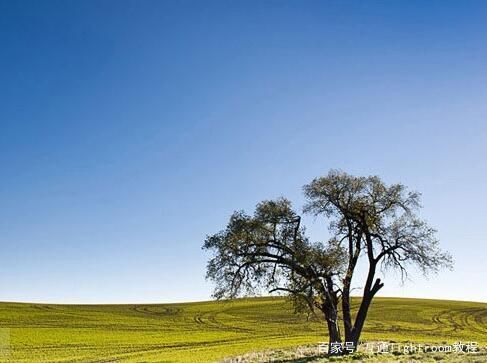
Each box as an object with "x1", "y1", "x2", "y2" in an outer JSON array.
[
  {"x1": 322, "y1": 304, "x2": 342, "y2": 356},
  {"x1": 341, "y1": 285, "x2": 353, "y2": 343},
  {"x1": 349, "y1": 278, "x2": 384, "y2": 349},
  {"x1": 349, "y1": 294, "x2": 371, "y2": 348}
]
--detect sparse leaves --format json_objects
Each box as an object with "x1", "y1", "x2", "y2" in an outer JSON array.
[
  {"x1": 203, "y1": 170, "x2": 453, "y2": 352},
  {"x1": 203, "y1": 198, "x2": 345, "y2": 310}
]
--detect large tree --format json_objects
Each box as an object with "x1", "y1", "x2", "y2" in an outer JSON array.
[{"x1": 203, "y1": 170, "x2": 452, "y2": 355}]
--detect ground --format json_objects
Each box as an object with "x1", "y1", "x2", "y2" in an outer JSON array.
[
  {"x1": 0, "y1": 297, "x2": 485, "y2": 362},
  {"x1": 222, "y1": 344, "x2": 487, "y2": 362}
]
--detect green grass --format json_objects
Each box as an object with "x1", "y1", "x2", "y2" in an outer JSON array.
[{"x1": 0, "y1": 297, "x2": 485, "y2": 362}]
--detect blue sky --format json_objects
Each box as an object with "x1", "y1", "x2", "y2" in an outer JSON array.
[{"x1": 0, "y1": 1, "x2": 486, "y2": 303}]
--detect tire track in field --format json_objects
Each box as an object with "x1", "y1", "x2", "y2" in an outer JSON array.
[
  {"x1": 85, "y1": 335, "x2": 277, "y2": 363},
  {"x1": 0, "y1": 304, "x2": 101, "y2": 328},
  {"x1": 431, "y1": 307, "x2": 487, "y2": 335},
  {"x1": 130, "y1": 305, "x2": 181, "y2": 318},
  {"x1": 31, "y1": 304, "x2": 56, "y2": 312},
  {"x1": 466, "y1": 307, "x2": 487, "y2": 334},
  {"x1": 473, "y1": 308, "x2": 487, "y2": 326},
  {"x1": 192, "y1": 310, "x2": 253, "y2": 333}
]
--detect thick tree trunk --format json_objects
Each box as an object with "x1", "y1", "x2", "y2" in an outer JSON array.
[
  {"x1": 341, "y1": 256, "x2": 384, "y2": 353},
  {"x1": 322, "y1": 304, "x2": 342, "y2": 356},
  {"x1": 349, "y1": 294, "x2": 371, "y2": 348},
  {"x1": 348, "y1": 277, "x2": 384, "y2": 349},
  {"x1": 327, "y1": 318, "x2": 341, "y2": 347},
  {"x1": 341, "y1": 285, "x2": 353, "y2": 342}
]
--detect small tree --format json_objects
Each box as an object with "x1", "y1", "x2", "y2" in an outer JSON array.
[{"x1": 203, "y1": 170, "x2": 452, "y2": 355}]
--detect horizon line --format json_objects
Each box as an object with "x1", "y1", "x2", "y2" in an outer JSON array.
[{"x1": 0, "y1": 294, "x2": 485, "y2": 306}]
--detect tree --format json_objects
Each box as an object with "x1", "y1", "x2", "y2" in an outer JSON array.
[{"x1": 203, "y1": 170, "x2": 453, "y2": 355}]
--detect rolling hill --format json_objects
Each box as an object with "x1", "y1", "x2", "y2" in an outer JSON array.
[{"x1": 0, "y1": 297, "x2": 485, "y2": 362}]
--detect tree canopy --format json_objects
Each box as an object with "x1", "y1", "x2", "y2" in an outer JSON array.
[{"x1": 203, "y1": 170, "x2": 453, "y2": 354}]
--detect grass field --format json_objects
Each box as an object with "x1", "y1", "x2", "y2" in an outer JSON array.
[{"x1": 0, "y1": 297, "x2": 485, "y2": 362}]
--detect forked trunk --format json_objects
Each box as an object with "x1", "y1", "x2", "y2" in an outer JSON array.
[
  {"x1": 349, "y1": 296, "x2": 371, "y2": 346},
  {"x1": 346, "y1": 278, "x2": 384, "y2": 353}
]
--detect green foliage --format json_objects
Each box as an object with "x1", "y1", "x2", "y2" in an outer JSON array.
[
  {"x1": 303, "y1": 170, "x2": 453, "y2": 278},
  {"x1": 203, "y1": 170, "x2": 454, "y2": 347},
  {"x1": 0, "y1": 297, "x2": 484, "y2": 362},
  {"x1": 203, "y1": 198, "x2": 345, "y2": 312}
]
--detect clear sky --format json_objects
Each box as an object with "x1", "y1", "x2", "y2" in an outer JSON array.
[{"x1": 0, "y1": 1, "x2": 486, "y2": 304}]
